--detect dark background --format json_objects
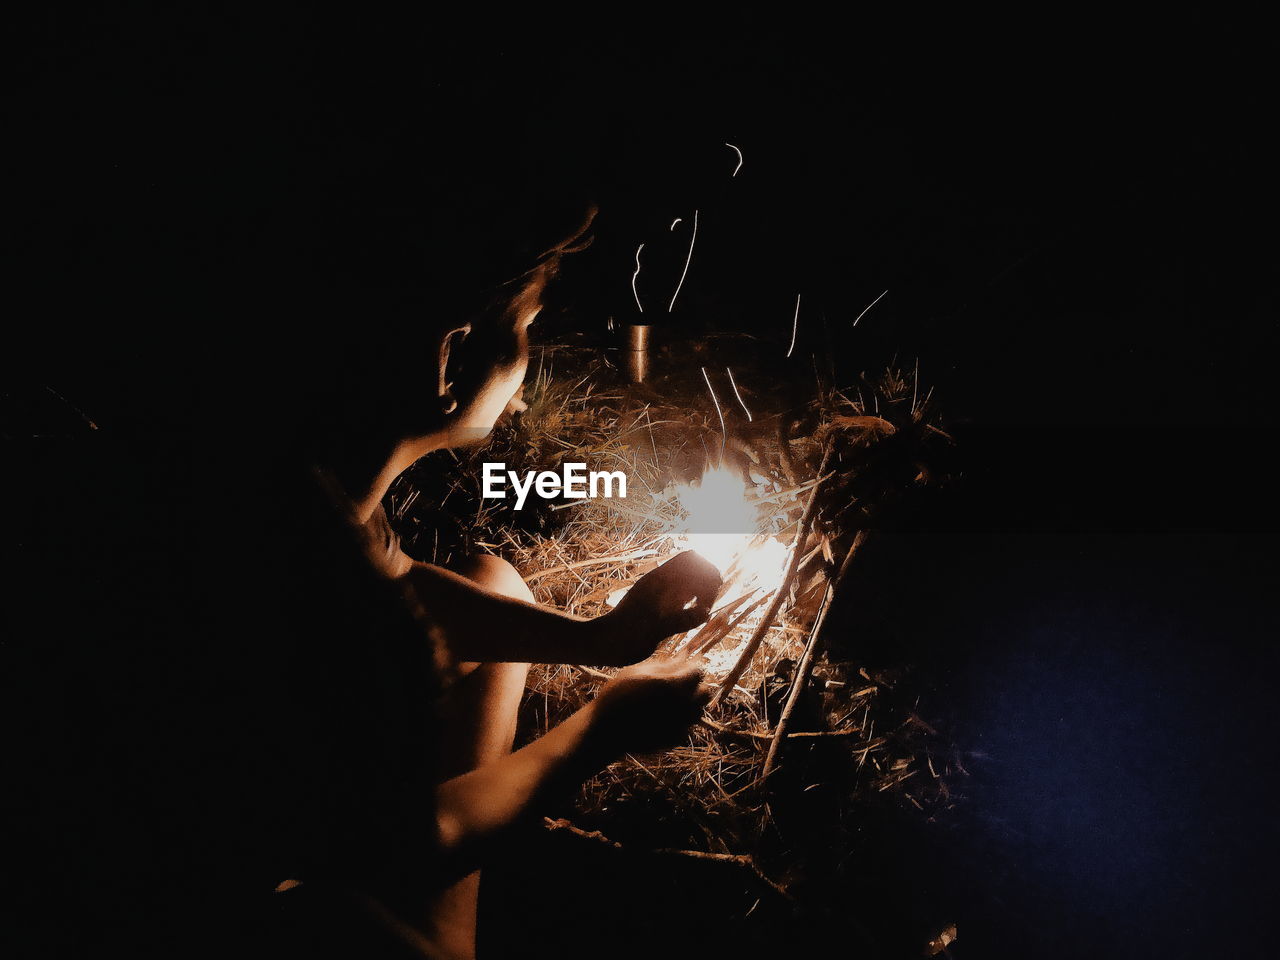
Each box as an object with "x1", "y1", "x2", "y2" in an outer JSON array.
[{"x1": 5, "y1": 10, "x2": 1277, "y2": 958}]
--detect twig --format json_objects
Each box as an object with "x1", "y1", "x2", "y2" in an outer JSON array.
[
  {"x1": 689, "y1": 591, "x2": 771, "y2": 656},
  {"x1": 699, "y1": 717, "x2": 774, "y2": 740},
  {"x1": 698, "y1": 588, "x2": 760, "y2": 630},
  {"x1": 542, "y1": 817, "x2": 792, "y2": 900},
  {"x1": 699, "y1": 717, "x2": 862, "y2": 741},
  {"x1": 745, "y1": 472, "x2": 833, "y2": 507},
  {"x1": 543, "y1": 817, "x2": 621, "y2": 848},
  {"x1": 762, "y1": 530, "x2": 869, "y2": 780},
  {"x1": 650, "y1": 848, "x2": 793, "y2": 901},
  {"x1": 784, "y1": 728, "x2": 864, "y2": 738},
  {"x1": 713, "y1": 444, "x2": 833, "y2": 704}
]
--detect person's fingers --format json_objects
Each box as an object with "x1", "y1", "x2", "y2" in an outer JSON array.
[
  {"x1": 691, "y1": 704, "x2": 709, "y2": 724},
  {"x1": 683, "y1": 684, "x2": 713, "y2": 724},
  {"x1": 674, "y1": 671, "x2": 706, "y2": 706},
  {"x1": 645, "y1": 652, "x2": 694, "y2": 676},
  {"x1": 669, "y1": 600, "x2": 714, "y2": 634},
  {"x1": 646, "y1": 657, "x2": 702, "y2": 687},
  {"x1": 661, "y1": 645, "x2": 693, "y2": 670},
  {"x1": 669, "y1": 645, "x2": 710, "y2": 669},
  {"x1": 676, "y1": 662, "x2": 704, "y2": 684}
]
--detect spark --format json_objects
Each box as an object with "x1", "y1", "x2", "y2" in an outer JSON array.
[
  {"x1": 725, "y1": 142, "x2": 744, "y2": 177},
  {"x1": 786, "y1": 294, "x2": 801, "y2": 358},
  {"x1": 852, "y1": 288, "x2": 888, "y2": 327},
  {"x1": 670, "y1": 217, "x2": 682, "y2": 231},
  {"x1": 668, "y1": 209, "x2": 698, "y2": 313},
  {"x1": 631, "y1": 244, "x2": 645, "y2": 313},
  {"x1": 701, "y1": 365, "x2": 726, "y2": 451},
  {"x1": 912, "y1": 357, "x2": 919, "y2": 413},
  {"x1": 726, "y1": 366, "x2": 753, "y2": 422}
]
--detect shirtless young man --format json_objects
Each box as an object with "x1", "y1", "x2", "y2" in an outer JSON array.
[{"x1": 302, "y1": 209, "x2": 722, "y2": 959}]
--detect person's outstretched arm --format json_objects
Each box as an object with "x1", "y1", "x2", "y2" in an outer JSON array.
[
  {"x1": 400, "y1": 551, "x2": 720, "y2": 666},
  {"x1": 432, "y1": 655, "x2": 709, "y2": 882}
]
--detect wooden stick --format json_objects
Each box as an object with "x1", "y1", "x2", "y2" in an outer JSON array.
[
  {"x1": 542, "y1": 818, "x2": 792, "y2": 900},
  {"x1": 691, "y1": 591, "x2": 772, "y2": 656},
  {"x1": 705, "y1": 586, "x2": 760, "y2": 622},
  {"x1": 649, "y1": 848, "x2": 793, "y2": 900},
  {"x1": 679, "y1": 589, "x2": 759, "y2": 652},
  {"x1": 713, "y1": 445, "x2": 833, "y2": 704},
  {"x1": 761, "y1": 530, "x2": 869, "y2": 780},
  {"x1": 745, "y1": 471, "x2": 835, "y2": 507},
  {"x1": 699, "y1": 717, "x2": 862, "y2": 740}
]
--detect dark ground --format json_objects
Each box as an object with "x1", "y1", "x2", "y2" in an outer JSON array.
[{"x1": 5, "y1": 11, "x2": 1278, "y2": 959}]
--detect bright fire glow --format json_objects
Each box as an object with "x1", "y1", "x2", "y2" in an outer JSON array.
[
  {"x1": 668, "y1": 467, "x2": 789, "y2": 593},
  {"x1": 606, "y1": 466, "x2": 790, "y2": 645}
]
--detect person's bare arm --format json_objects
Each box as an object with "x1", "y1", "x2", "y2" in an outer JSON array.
[
  {"x1": 432, "y1": 656, "x2": 708, "y2": 882},
  {"x1": 400, "y1": 560, "x2": 595, "y2": 662},
  {"x1": 400, "y1": 551, "x2": 721, "y2": 666}
]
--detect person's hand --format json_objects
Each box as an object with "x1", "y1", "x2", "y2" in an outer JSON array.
[
  {"x1": 502, "y1": 382, "x2": 528, "y2": 418},
  {"x1": 596, "y1": 551, "x2": 722, "y2": 665},
  {"x1": 589, "y1": 653, "x2": 712, "y2": 756}
]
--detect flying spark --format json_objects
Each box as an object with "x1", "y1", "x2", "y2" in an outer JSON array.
[
  {"x1": 631, "y1": 243, "x2": 645, "y2": 313},
  {"x1": 668, "y1": 210, "x2": 698, "y2": 312},
  {"x1": 670, "y1": 218, "x2": 682, "y2": 231},
  {"x1": 702, "y1": 365, "x2": 727, "y2": 451},
  {"x1": 853, "y1": 289, "x2": 888, "y2": 327},
  {"x1": 725, "y1": 142, "x2": 744, "y2": 177},
  {"x1": 726, "y1": 367, "x2": 753, "y2": 421},
  {"x1": 786, "y1": 294, "x2": 801, "y2": 358}
]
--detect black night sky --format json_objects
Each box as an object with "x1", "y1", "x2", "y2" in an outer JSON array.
[{"x1": 5, "y1": 11, "x2": 1277, "y2": 959}]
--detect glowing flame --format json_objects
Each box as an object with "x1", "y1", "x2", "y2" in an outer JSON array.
[
  {"x1": 669, "y1": 467, "x2": 789, "y2": 593},
  {"x1": 606, "y1": 466, "x2": 790, "y2": 621}
]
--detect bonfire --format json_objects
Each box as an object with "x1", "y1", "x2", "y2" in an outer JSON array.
[{"x1": 389, "y1": 334, "x2": 957, "y2": 901}]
